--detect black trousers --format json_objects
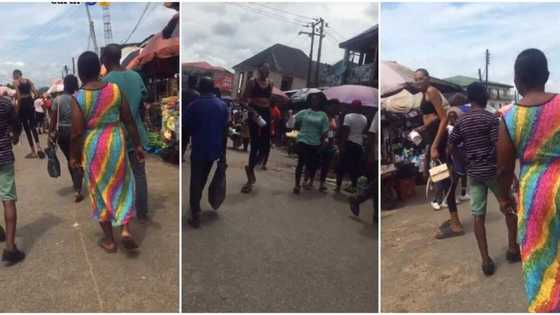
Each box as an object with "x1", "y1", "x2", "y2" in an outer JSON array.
[
  {"x1": 295, "y1": 142, "x2": 320, "y2": 186},
  {"x1": 336, "y1": 141, "x2": 364, "y2": 188},
  {"x1": 57, "y1": 127, "x2": 83, "y2": 193},
  {"x1": 190, "y1": 159, "x2": 214, "y2": 217},
  {"x1": 248, "y1": 109, "x2": 271, "y2": 170},
  {"x1": 20, "y1": 97, "x2": 39, "y2": 148}
]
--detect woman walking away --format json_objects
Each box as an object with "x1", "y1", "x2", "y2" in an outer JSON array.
[
  {"x1": 70, "y1": 51, "x2": 145, "y2": 253},
  {"x1": 498, "y1": 48, "x2": 560, "y2": 312},
  {"x1": 306, "y1": 107, "x2": 337, "y2": 192},
  {"x1": 50, "y1": 75, "x2": 84, "y2": 203},
  {"x1": 293, "y1": 92, "x2": 329, "y2": 194},
  {"x1": 241, "y1": 63, "x2": 273, "y2": 193},
  {"x1": 413, "y1": 68, "x2": 464, "y2": 239},
  {"x1": 336, "y1": 100, "x2": 367, "y2": 193},
  {"x1": 13, "y1": 70, "x2": 44, "y2": 159}
]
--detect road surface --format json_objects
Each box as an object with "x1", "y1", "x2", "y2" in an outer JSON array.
[
  {"x1": 183, "y1": 146, "x2": 377, "y2": 312},
  {"x1": 1, "y1": 135, "x2": 179, "y2": 312},
  {"x1": 381, "y1": 186, "x2": 527, "y2": 312}
]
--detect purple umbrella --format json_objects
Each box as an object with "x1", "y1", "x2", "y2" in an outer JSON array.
[{"x1": 324, "y1": 85, "x2": 378, "y2": 107}]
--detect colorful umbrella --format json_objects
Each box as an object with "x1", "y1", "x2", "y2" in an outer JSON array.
[{"x1": 324, "y1": 84, "x2": 378, "y2": 107}]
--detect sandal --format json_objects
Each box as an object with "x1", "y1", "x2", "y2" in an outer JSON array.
[
  {"x1": 482, "y1": 260, "x2": 496, "y2": 276},
  {"x1": 121, "y1": 235, "x2": 139, "y2": 251},
  {"x1": 25, "y1": 152, "x2": 38, "y2": 159},
  {"x1": 241, "y1": 183, "x2": 253, "y2": 194},
  {"x1": 97, "y1": 239, "x2": 117, "y2": 254},
  {"x1": 293, "y1": 186, "x2": 301, "y2": 194},
  {"x1": 37, "y1": 150, "x2": 45, "y2": 159},
  {"x1": 506, "y1": 250, "x2": 521, "y2": 263},
  {"x1": 435, "y1": 223, "x2": 465, "y2": 240},
  {"x1": 74, "y1": 193, "x2": 84, "y2": 203},
  {"x1": 2, "y1": 247, "x2": 26, "y2": 266}
]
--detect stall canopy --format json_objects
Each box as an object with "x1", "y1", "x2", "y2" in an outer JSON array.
[
  {"x1": 381, "y1": 89, "x2": 423, "y2": 113},
  {"x1": 324, "y1": 84, "x2": 378, "y2": 107},
  {"x1": 381, "y1": 61, "x2": 463, "y2": 96},
  {"x1": 182, "y1": 61, "x2": 234, "y2": 95}
]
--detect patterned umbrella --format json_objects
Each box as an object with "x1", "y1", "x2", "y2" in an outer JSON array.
[{"x1": 324, "y1": 84, "x2": 378, "y2": 107}]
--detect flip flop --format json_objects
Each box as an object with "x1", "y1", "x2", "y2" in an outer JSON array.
[
  {"x1": 2, "y1": 247, "x2": 25, "y2": 266},
  {"x1": 37, "y1": 150, "x2": 45, "y2": 159},
  {"x1": 293, "y1": 186, "x2": 301, "y2": 194},
  {"x1": 97, "y1": 239, "x2": 117, "y2": 254},
  {"x1": 482, "y1": 260, "x2": 496, "y2": 276},
  {"x1": 25, "y1": 152, "x2": 38, "y2": 159},
  {"x1": 121, "y1": 236, "x2": 139, "y2": 251},
  {"x1": 435, "y1": 224, "x2": 465, "y2": 240},
  {"x1": 241, "y1": 183, "x2": 253, "y2": 194},
  {"x1": 506, "y1": 250, "x2": 521, "y2": 263}
]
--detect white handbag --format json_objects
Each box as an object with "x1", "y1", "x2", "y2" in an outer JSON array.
[{"x1": 429, "y1": 160, "x2": 450, "y2": 183}]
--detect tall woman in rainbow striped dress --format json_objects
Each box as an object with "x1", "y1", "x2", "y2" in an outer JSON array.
[
  {"x1": 69, "y1": 51, "x2": 145, "y2": 253},
  {"x1": 498, "y1": 48, "x2": 560, "y2": 312}
]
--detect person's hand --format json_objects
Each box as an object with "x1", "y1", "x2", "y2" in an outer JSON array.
[
  {"x1": 135, "y1": 146, "x2": 146, "y2": 164},
  {"x1": 498, "y1": 196, "x2": 516, "y2": 216},
  {"x1": 415, "y1": 125, "x2": 427, "y2": 133},
  {"x1": 70, "y1": 158, "x2": 80, "y2": 169},
  {"x1": 430, "y1": 146, "x2": 439, "y2": 161}
]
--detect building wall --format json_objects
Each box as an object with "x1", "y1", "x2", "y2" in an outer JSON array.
[{"x1": 234, "y1": 68, "x2": 307, "y2": 98}]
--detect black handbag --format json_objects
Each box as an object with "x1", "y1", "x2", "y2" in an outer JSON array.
[
  {"x1": 46, "y1": 100, "x2": 61, "y2": 178},
  {"x1": 46, "y1": 143, "x2": 61, "y2": 178},
  {"x1": 208, "y1": 159, "x2": 227, "y2": 210}
]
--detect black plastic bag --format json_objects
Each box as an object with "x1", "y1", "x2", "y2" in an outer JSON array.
[
  {"x1": 208, "y1": 160, "x2": 227, "y2": 210},
  {"x1": 45, "y1": 144, "x2": 61, "y2": 178}
]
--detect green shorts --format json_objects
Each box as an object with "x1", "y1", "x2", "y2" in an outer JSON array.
[
  {"x1": 0, "y1": 163, "x2": 17, "y2": 201},
  {"x1": 469, "y1": 176, "x2": 503, "y2": 216}
]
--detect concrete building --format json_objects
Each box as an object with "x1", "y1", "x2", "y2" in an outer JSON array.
[
  {"x1": 338, "y1": 25, "x2": 378, "y2": 87},
  {"x1": 445, "y1": 75, "x2": 514, "y2": 110},
  {"x1": 232, "y1": 43, "x2": 331, "y2": 97}
]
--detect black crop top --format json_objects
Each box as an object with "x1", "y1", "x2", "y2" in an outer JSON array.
[{"x1": 420, "y1": 94, "x2": 436, "y2": 115}]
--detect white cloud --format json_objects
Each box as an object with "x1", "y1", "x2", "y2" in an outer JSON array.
[
  {"x1": 182, "y1": 3, "x2": 378, "y2": 70},
  {"x1": 381, "y1": 3, "x2": 560, "y2": 92}
]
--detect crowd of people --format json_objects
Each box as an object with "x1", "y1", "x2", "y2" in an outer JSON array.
[
  {"x1": 0, "y1": 44, "x2": 152, "y2": 265},
  {"x1": 183, "y1": 62, "x2": 377, "y2": 229},
  {"x1": 415, "y1": 49, "x2": 560, "y2": 312}
]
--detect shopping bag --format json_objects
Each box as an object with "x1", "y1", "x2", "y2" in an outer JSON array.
[
  {"x1": 45, "y1": 143, "x2": 61, "y2": 178},
  {"x1": 208, "y1": 159, "x2": 227, "y2": 210}
]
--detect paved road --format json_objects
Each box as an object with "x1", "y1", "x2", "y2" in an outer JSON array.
[
  {"x1": 183, "y1": 147, "x2": 377, "y2": 312},
  {"x1": 381, "y1": 186, "x2": 527, "y2": 312},
  {"x1": 1, "y1": 135, "x2": 179, "y2": 312}
]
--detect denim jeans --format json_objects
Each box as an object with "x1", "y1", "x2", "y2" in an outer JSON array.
[{"x1": 129, "y1": 151, "x2": 148, "y2": 218}]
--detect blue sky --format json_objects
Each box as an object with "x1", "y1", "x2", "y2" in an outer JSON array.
[
  {"x1": 381, "y1": 3, "x2": 560, "y2": 91},
  {"x1": 0, "y1": 2, "x2": 176, "y2": 87},
  {"x1": 182, "y1": 3, "x2": 378, "y2": 71}
]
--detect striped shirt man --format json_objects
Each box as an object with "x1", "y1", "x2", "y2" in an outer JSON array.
[
  {"x1": 0, "y1": 96, "x2": 20, "y2": 165},
  {"x1": 448, "y1": 108, "x2": 498, "y2": 181}
]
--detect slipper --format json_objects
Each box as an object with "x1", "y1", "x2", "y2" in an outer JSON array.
[
  {"x1": 241, "y1": 183, "x2": 253, "y2": 194},
  {"x1": 506, "y1": 250, "x2": 521, "y2": 263},
  {"x1": 97, "y1": 239, "x2": 117, "y2": 254},
  {"x1": 2, "y1": 247, "x2": 25, "y2": 266},
  {"x1": 121, "y1": 236, "x2": 138, "y2": 251},
  {"x1": 37, "y1": 150, "x2": 45, "y2": 159},
  {"x1": 482, "y1": 260, "x2": 496, "y2": 276},
  {"x1": 435, "y1": 223, "x2": 465, "y2": 240}
]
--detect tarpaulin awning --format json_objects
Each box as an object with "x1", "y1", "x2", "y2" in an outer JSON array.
[{"x1": 381, "y1": 61, "x2": 463, "y2": 96}]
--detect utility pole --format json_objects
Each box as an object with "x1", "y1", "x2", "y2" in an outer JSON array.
[
  {"x1": 485, "y1": 49, "x2": 490, "y2": 89},
  {"x1": 85, "y1": 4, "x2": 99, "y2": 55},
  {"x1": 102, "y1": 5, "x2": 113, "y2": 46},
  {"x1": 314, "y1": 18, "x2": 326, "y2": 88},
  {"x1": 299, "y1": 20, "x2": 318, "y2": 88}
]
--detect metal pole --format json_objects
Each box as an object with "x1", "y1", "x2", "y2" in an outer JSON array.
[
  {"x1": 314, "y1": 18, "x2": 325, "y2": 87},
  {"x1": 72, "y1": 57, "x2": 76, "y2": 75},
  {"x1": 85, "y1": 4, "x2": 99, "y2": 55},
  {"x1": 485, "y1": 49, "x2": 489, "y2": 89}
]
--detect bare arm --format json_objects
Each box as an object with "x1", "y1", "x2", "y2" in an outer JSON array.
[
  {"x1": 119, "y1": 93, "x2": 145, "y2": 162},
  {"x1": 497, "y1": 119, "x2": 516, "y2": 211},
  {"x1": 30, "y1": 80, "x2": 39, "y2": 99},
  {"x1": 428, "y1": 87, "x2": 447, "y2": 160},
  {"x1": 69, "y1": 97, "x2": 85, "y2": 168}
]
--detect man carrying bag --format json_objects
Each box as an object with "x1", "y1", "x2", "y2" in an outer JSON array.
[{"x1": 184, "y1": 77, "x2": 228, "y2": 229}]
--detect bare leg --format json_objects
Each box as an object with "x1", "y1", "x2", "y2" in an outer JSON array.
[
  {"x1": 98, "y1": 221, "x2": 116, "y2": 252},
  {"x1": 505, "y1": 212, "x2": 520, "y2": 254},
  {"x1": 3, "y1": 200, "x2": 16, "y2": 251}
]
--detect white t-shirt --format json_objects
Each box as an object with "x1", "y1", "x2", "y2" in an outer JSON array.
[
  {"x1": 344, "y1": 112, "x2": 368, "y2": 145},
  {"x1": 34, "y1": 98, "x2": 44, "y2": 113}
]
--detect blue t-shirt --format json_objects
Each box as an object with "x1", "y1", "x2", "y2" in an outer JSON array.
[{"x1": 184, "y1": 94, "x2": 228, "y2": 161}]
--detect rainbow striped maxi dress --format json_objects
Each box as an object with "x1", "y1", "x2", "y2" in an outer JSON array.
[
  {"x1": 77, "y1": 83, "x2": 136, "y2": 226},
  {"x1": 503, "y1": 95, "x2": 560, "y2": 312}
]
